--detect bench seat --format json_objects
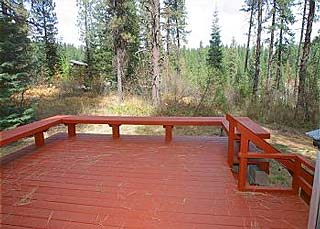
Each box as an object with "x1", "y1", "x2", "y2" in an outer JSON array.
[
  {"x1": 0, "y1": 116, "x2": 64, "y2": 147},
  {"x1": 62, "y1": 116, "x2": 227, "y2": 141}
]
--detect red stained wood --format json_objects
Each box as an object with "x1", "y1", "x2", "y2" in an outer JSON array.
[
  {"x1": 67, "y1": 124, "x2": 76, "y2": 137},
  {"x1": 1, "y1": 133, "x2": 309, "y2": 228},
  {"x1": 34, "y1": 132, "x2": 45, "y2": 147},
  {"x1": 164, "y1": 125, "x2": 173, "y2": 142},
  {"x1": 62, "y1": 115, "x2": 226, "y2": 126},
  {"x1": 233, "y1": 114, "x2": 315, "y2": 201},
  {"x1": 110, "y1": 124, "x2": 120, "y2": 139},
  {"x1": 0, "y1": 115, "x2": 64, "y2": 147}
]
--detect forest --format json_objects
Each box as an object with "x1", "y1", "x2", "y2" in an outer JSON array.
[{"x1": 0, "y1": 0, "x2": 319, "y2": 131}]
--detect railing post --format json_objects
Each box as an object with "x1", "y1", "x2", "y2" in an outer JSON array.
[
  {"x1": 227, "y1": 119, "x2": 236, "y2": 167},
  {"x1": 34, "y1": 132, "x2": 45, "y2": 147},
  {"x1": 238, "y1": 135, "x2": 249, "y2": 191},
  {"x1": 292, "y1": 157, "x2": 301, "y2": 194},
  {"x1": 164, "y1": 125, "x2": 173, "y2": 142},
  {"x1": 67, "y1": 124, "x2": 76, "y2": 137}
]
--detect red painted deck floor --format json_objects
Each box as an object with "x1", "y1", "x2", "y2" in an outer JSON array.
[{"x1": 1, "y1": 134, "x2": 309, "y2": 228}]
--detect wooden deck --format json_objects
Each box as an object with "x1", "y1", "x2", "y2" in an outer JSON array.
[{"x1": 1, "y1": 133, "x2": 309, "y2": 228}]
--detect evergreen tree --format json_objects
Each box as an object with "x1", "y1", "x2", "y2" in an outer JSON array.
[
  {"x1": 225, "y1": 37, "x2": 239, "y2": 85},
  {"x1": 195, "y1": 9, "x2": 224, "y2": 113},
  {"x1": 242, "y1": 0, "x2": 256, "y2": 73},
  {"x1": 91, "y1": 0, "x2": 113, "y2": 85},
  {"x1": 163, "y1": 0, "x2": 188, "y2": 95},
  {"x1": 252, "y1": 0, "x2": 262, "y2": 97},
  {"x1": 140, "y1": 0, "x2": 161, "y2": 105},
  {"x1": 163, "y1": 0, "x2": 188, "y2": 53},
  {"x1": 207, "y1": 9, "x2": 223, "y2": 71},
  {"x1": 274, "y1": 0, "x2": 295, "y2": 90},
  {"x1": 296, "y1": 0, "x2": 316, "y2": 120},
  {"x1": 30, "y1": 0, "x2": 58, "y2": 79},
  {"x1": 77, "y1": 0, "x2": 94, "y2": 84},
  {"x1": 0, "y1": 0, "x2": 34, "y2": 130},
  {"x1": 109, "y1": 0, "x2": 140, "y2": 102}
]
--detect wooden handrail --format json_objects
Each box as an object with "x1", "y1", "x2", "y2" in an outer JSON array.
[
  {"x1": 245, "y1": 153, "x2": 296, "y2": 159},
  {"x1": 227, "y1": 113, "x2": 315, "y2": 202}
]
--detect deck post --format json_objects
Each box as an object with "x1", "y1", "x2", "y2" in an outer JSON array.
[
  {"x1": 164, "y1": 125, "x2": 173, "y2": 142},
  {"x1": 292, "y1": 159, "x2": 302, "y2": 194},
  {"x1": 226, "y1": 115, "x2": 236, "y2": 167},
  {"x1": 34, "y1": 132, "x2": 45, "y2": 147},
  {"x1": 238, "y1": 135, "x2": 249, "y2": 191},
  {"x1": 110, "y1": 124, "x2": 120, "y2": 139},
  {"x1": 67, "y1": 124, "x2": 76, "y2": 137}
]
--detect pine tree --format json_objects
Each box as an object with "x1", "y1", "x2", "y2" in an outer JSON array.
[
  {"x1": 242, "y1": 0, "x2": 256, "y2": 73},
  {"x1": 195, "y1": 9, "x2": 224, "y2": 113},
  {"x1": 77, "y1": 0, "x2": 94, "y2": 84},
  {"x1": 91, "y1": 0, "x2": 113, "y2": 85},
  {"x1": 294, "y1": 0, "x2": 308, "y2": 94},
  {"x1": 252, "y1": 0, "x2": 262, "y2": 97},
  {"x1": 163, "y1": 0, "x2": 188, "y2": 52},
  {"x1": 296, "y1": 0, "x2": 316, "y2": 120},
  {"x1": 274, "y1": 0, "x2": 295, "y2": 90},
  {"x1": 163, "y1": 0, "x2": 188, "y2": 95},
  {"x1": 266, "y1": 0, "x2": 276, "y2": 87},
  {"x1": 0, "y1": 0, "x2": 34, "y2": 130},
  {"x1": 108, "y1": 0, "x2": 140, "y2": 102},
  {"x1": 226, "y1": 37, "x2": 239, "y2": 85},
  {"x1": 30, "y1": 0, "x2": 58, "y2": 79},
  {"x1": 207, "y1": 9, "x2": 223, "y2": 71},
  {"x1": 140, "y1": 0, "x2": 161, "y2": 105}
]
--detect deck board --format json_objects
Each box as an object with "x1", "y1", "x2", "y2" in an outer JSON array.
[{"x1": 1, "y1": 134, "x2": 309, "y2": 228}]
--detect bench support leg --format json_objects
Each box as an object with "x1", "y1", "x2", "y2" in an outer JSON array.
[
  {"x1": 68, "y1": 124, "x2": 76, "y2": 137},
  {"x1": 110, "y1": 125, "x2": 120, "y2": 139},
  {"x1": 34, "y1": 132, "x2": 45, "y2": 147},
  {"x1": 164, "y1": 125, "x2": 173, "y2": 142}
]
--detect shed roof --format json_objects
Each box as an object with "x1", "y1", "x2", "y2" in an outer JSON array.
[{"x1": 70, "y1": 60, "x2": 88, "y2": 66}]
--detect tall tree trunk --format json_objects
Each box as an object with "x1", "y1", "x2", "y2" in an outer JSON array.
[
  {"x1": 150, "y1": 0, "x2": 161, "y2": 106},
  {"x1": 296, "y1": 0, "x2": 315, "y2": 120},
  {"x1": 166, "y1": 16, "x2": 170, "y2": 56},
  {"x1": 42, "y1": 1, "x2": 50, "y2": 78},
  {"x1": 252, "y1": 0, "x2": 262, "y2": 97},
  {"x1": 116, "y1": 47, "x2": 125, "y2": 103},
  {"x1": 84, "y1": 2, "x2": 92, "y2": 84},
  {"x1": 165, "y1": 15, "x2": 170, "y2": 93},
  {"x1": 275, "y1": 16, "x2": 284, "y2": 90},
  {"x1": 244, "y1": 0, "x2": 255, "y2": 73},
  {"x1": 175, "y1": 0, "x2": 181, "y2": 50},
  {"x1": 174, "y1": 0, "x2": 181, "y2": 102},
  {"x1": 266, "y1": 0, "x2": 276, "y2": 88},
  {"x1": 294, "y1": 0, "x2": 308, "y2": 96}
]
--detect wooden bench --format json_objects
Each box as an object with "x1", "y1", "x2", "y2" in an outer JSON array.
[
  {"x1": 0, "y1": 115, "x2": 65, "y2": 147},
  {"x1": 62, "y1": 115, "x2": 226, "y2": 142}
]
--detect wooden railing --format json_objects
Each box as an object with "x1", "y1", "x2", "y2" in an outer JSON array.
[{"x1": 227, "y1": 113, "x2": 315, "y2": 201}]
